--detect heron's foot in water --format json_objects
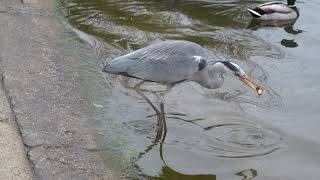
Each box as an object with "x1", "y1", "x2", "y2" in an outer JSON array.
[
  {"x1": 167, "y1": 116, "x2": 205, "y2": 123},
  {"x1": 148, "y1": 112, "x2": 205, "y2": 128},
  {"x1": 147, "y1": 112, "x2": 187, "y2": 118},
  {"x1": 138, "y1": 88, "x2": 166, "y2": 94}
]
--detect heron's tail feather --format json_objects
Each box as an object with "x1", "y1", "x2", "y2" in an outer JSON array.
[
  {"x1": 102, "y1": 64, "x2": 113, "y2": 73},
  {"x1": 102, "y1": 57, "x2": 140, "y2": 75}
]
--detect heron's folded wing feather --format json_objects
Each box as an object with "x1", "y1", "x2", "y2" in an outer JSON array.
[{"x1": 109, "y1": 41, "x2": 207, "y2": 83}]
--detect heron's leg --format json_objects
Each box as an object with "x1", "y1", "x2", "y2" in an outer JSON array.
[
  {"x1": 134, "y1": 80, "x2": 145, "y2": 89},
  {"x1": 120, "y1": 76, "x2": 130, "y2": 88},
  {"x1": 159, "y1": 101, "x2": 167, "y2": 133},
  {"x1": 156, "y1": 85, "x2": 172, "y2": 133},
  {"x1": 134, "y1": 81, "x2": 162, "y2": 126},
  {"x1": 137, "y1": 90, "x2": 162, "y2": 126},
  {"x1": 121, "y1": 77, "x2": 145, "y2": 90}
]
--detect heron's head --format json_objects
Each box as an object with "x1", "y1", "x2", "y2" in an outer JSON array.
[{"x1": 213, "y1": 61, "x2": 263, "y2": 95}]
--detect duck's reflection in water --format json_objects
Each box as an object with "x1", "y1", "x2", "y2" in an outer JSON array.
[{"x1": 247, "y1": 19, "x2": 303, "y2": 48}]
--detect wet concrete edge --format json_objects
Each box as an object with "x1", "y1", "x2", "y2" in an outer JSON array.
[{"x1": 0, "y1": 69, "x2": 33, "y2": 179}]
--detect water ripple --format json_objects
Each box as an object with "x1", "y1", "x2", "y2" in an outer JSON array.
[{"x1": 201, "y1": 123, "x2": 281, "y2": 158}]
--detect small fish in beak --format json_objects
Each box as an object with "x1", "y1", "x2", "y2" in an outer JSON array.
[
  {"x1": 239, "y1": 75, "x2": 263, "y2": 96},
  {"x1": 218, "y1": 61, "x2": 264, "y2": 96}
]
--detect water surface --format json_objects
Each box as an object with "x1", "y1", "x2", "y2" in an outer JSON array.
[{"x1": 58, "y1": 0, "x2": 320, "y2": 179}]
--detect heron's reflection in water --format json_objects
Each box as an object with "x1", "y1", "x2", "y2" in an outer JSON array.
[
  {"x1": 137, "y1": 126, "x2": 258, "y2": 180},
  {"x1": 135, "y1": 128, "x2": 217, "y2": 180},
  {"x1": 247, "y1": 19, "x2": 303, "y2": 48}
]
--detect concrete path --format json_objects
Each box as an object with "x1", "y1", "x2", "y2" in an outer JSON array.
[{"x1": 0, "y1": 0, "x2": 115, "y2": 179}]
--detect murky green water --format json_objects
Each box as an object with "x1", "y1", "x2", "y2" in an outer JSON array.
[{"x1": 58, "y1": 0, "x2": 320, "y2": 179}]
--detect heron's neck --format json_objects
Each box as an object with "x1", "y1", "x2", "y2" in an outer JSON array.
[{"x1": 191, "y1": 67, "x2": 224, "y2": 89}]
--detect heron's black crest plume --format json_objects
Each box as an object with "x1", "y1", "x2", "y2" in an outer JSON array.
[{"x1": 219, "y1": 61, "x2": 239, "y2": 72}]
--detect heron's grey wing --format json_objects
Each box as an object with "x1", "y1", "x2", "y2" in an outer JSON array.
[
  {"x1": 105, "y1": 40, "x2": 208, "y2": 84},
  {"x1": 259, "y1": 3, "x2": 293, "y2": 14}
]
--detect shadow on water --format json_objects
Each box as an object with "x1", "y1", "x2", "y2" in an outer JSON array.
[{"x1": 57, "y1": 0, "x2": 290, "y2": 179}]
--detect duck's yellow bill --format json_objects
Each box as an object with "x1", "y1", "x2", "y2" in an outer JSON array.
[{"x1": 239, "y1": 75, "x2": 263, "y2": 96}]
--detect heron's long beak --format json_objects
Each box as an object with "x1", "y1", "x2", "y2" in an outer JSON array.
[{"x1": 239, "y1": 75, "x2": 263, "y2": 96}]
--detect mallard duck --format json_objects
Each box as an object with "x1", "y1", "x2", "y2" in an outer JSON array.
[{"x1": 248, "y1": 0, "x2": 299, "y2": 21}]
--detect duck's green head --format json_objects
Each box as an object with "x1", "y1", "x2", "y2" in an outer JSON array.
[{"x1": 288, "y1": 0, "x2": 296, "y2": 6}]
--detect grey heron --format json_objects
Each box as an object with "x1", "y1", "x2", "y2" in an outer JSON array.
[{"x1": 102, "y1": 40, "x2": 263, "y2": 132}]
